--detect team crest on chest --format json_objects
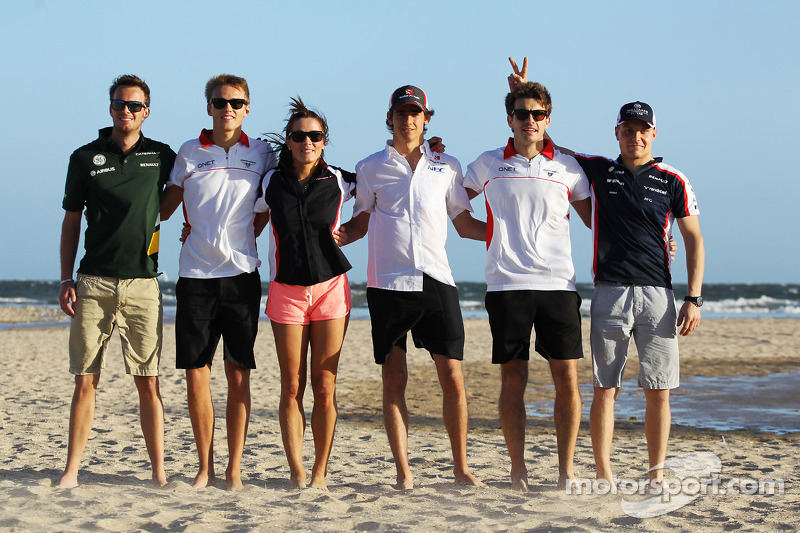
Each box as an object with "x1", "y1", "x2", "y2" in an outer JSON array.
[{"x1": 93, "y1": 154, "x2": 107, "y2": 166}]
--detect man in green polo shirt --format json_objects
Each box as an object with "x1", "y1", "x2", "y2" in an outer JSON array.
[{"x1": 57, "y1": 74, "x2": 176, "y2": 488}]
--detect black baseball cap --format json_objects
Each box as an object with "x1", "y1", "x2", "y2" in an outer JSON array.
[
  {"x1": 389, "y1": 85, "x2": 429, "y2": 112},
  {"x1": 616, "y1": 101, "x2": 656, "y2": 128}
]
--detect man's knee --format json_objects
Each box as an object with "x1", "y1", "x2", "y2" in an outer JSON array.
[
  {"x1": 643, "y1": 388, "x2": 670, "y2": 407},
  {"x1": 549, "y1": 360, "x2": 579, "y2": 394},
  {"x1": 382, "y1": 365, "x2": 408, "y2": 397},
  {"x1": 593, "y1": 387, "x2": 619, "y2": 406},
  {"x1": 501, "y1": 361, "x2": 528, "y2": 394},
  {"x1": 74, "y1": 373, "x2": 100, "y2": 394},
  {"x1": 133, "y1": 375, "x2": 160, "y2": 398},
  {"x1": 225, "y1": 361, "x2": 251, "y2": 389}
]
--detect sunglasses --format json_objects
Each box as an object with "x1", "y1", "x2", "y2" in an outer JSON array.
[
  {"x1": 209, "y1": 98, "x2": 248, "y2": 110},
  {"x1": 111, "y1": 100, "x2": 147, "y2": 113},
  {"x1": 512, "y1": 109, "x2": 548, "y2": 121},
  {"x1": 288, "y1": 130, "x2": 325, "y2": 143}
]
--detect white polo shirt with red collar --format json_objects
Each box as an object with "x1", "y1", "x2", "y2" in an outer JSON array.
[
  {"x1": 168, "y1": 129, "x2": 276, "y2": 279},
  {"x1": 463, "y1": 138, "x2": 590, "y2": 292},
  {"x1": 353, "y1": 140, "x2": 472, "y2": 291}
]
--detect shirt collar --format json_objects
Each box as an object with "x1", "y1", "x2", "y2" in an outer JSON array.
[
  {"x1": 383, "y1": 139, "x2": 430, "y2": 162},
  {"x1": 199, "y1": 128, "x2": 251, "y2": 148},
  {"x1": 613, "y1": 155, "x2": 664, "y2": 169},
  {"x1": 503, "y1": 137, "x2": 554, "y2": 160},
  {"x1": 98, "y1": 126, "x2": 144, "y2": 153}
]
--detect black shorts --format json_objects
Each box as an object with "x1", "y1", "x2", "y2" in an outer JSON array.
[
  {"x1": 175, "y1": 271, "x2": 261, "y2": 370},
  {"x1": 366, "y1": 274, "x2": 465, "y2": 364},
  {"x1": 485, "y1": 289, "x2": 583, "y2": 364}
]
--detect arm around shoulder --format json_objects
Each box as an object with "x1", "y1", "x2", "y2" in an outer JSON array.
[
  {"x1": 334, "y1": 211, "x2": 370, "y2": 247},
  {"x1": 160, "y1": 185, "x2": 183, "y2": 221},
  {"x1": 571, "y1": 198, "x2": 592, "y2": 229},
  {"x1": 452, "y1": 210, "x2": 487, "y2": 241}
]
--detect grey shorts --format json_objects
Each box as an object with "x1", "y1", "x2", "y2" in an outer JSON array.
[{"x1": 590, "y1": 282, "x2": 679, "y2": 389}]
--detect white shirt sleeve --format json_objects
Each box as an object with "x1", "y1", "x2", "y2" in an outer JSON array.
[
  {"x1": 352, "y1": 159, "x2": 376, "y2": 217},
  {"x1": 444, "y1": 158, "x2": 473, "y2": 220},
  {"x1": 463, "y1": 153, "x2": 488, "y2": 194},
  {"x1": 168, "y1": 143, "x2": 192, "y2": 188}
]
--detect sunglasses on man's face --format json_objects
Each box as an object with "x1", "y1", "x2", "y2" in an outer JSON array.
[
  {"x1": 288, "y1": 130, "x2": 325, "y2": 143},
  {"x1": 209, "y1": 98, "x2": 248, "y2": 110},
  {"x1": 111, "y1": 100, "x2": 147, "y2": 113},
  {"x1": 512, "y1": 109, "x2": 548, "y2": 122}
]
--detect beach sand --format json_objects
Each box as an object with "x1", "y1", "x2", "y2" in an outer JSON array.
[{"x1": 0, "y1": 310, "x2": 797, "y2": 531}]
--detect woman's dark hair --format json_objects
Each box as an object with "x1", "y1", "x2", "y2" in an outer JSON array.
[{"x1": 266, "y1": 97, "x2": 329, "y2": 170}]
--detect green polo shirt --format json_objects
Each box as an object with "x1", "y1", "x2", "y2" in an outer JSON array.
[{"x1": 63, "y1": 127, "x2": 176, "y2": 278}]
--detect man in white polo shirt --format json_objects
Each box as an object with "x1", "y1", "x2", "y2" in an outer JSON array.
[
  {"x1": 463, "y1": 80, "x2": 591, "y2": 491},
  {"x1": 161, "y1": 74, "x2": 276, "y2": 490},
  {"x1": 337, "y1": 85, "x2": 485, "y2": 490}
]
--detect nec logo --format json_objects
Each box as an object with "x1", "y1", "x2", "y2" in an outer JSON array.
[
  {"x1": 427, "y1": 165, "x2": 444, "y2": 173},
  {"x1": 498, "y1": 166, "x2": 515, "y2": 172},
  {"x1": 197, "y1": 160, "x2": 215, "y2": 168}
]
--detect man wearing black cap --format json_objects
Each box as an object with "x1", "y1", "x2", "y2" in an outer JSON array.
[
  {"x1": 336, "y1": 85, "x2": 485, "y2": 490},
  {"x1": 507, "y1": 57, "x2": 705, "y2": 489}
]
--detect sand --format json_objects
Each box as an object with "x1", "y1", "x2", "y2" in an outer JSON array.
[{"x1": 0, "y1": 310, "x2": 798, "y2": 531}]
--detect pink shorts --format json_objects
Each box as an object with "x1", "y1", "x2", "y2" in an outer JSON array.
[{"x1": 266, "y1": 274, "x2": 352, "y2": 325}]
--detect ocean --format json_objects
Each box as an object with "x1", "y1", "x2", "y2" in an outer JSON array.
[{"x1": 1, "y1": 280, "x2": 798, "y2": 321}]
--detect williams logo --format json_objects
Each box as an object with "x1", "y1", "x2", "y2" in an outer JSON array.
[
  {"x1": 92, "y1": 154, "x2": 107, "y2": 166},
  {"x1": 241, "y1": 159, "x2": 256, "y2": 169}
]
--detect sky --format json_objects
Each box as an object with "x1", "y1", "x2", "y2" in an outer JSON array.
[{"x1": 2, "y1": 0, "x2": 798, "y2": 284}]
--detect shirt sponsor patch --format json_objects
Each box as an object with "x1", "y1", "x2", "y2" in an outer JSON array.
[
  {"x1": 90, "y1": 167, "x2": 116, "y2": 176},
  {"x1": 93, "y1": 154, "x2": 107, "y2": 166}
]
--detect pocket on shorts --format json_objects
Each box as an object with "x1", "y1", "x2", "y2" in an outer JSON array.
[{"x1": 76, "y1": 274, "x2": 104, "y2": 298}]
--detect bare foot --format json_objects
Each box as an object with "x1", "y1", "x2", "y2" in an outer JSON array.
[
  {"x1": 557, "y1": 474, "x2": 576, "y2": 491},
  {"x1": 395, "y1": 473, "x2": 414, "y2": 491},
  {"x1": 152, "y1": 470, "x2": 168, "y2": 488},
  {"x1": 560, "y1": 476, "x2": 588, "y2": 494},
  {"x1": 56, "y1": 472, "x2": 78, "y2": 489},
  {"x1": 510, "y1": 466, "x2": 529, "y2": 492},
  {"x1": 454, "y1": 469, "x2": 486, "y2": 487},
  {"x1": 192, "y1": 471, "x2": 214, "y2": 489},
  {"x1": 309, "y1": 477, "x2": 328, "y2": 491},
  {"x1": 226, "y1": 473, "x2": 244, "y2": 491},
  {"x1": 291, "y1": 475, "x2": 307, "y2": 489},
  {"x1": 647, "y1": 477, "x2": 664, "y2": 495}
]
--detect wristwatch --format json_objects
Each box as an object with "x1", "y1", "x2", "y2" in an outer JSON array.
[{"x1": 684, "y1": 295, "x2": 703, "y2": 307}]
